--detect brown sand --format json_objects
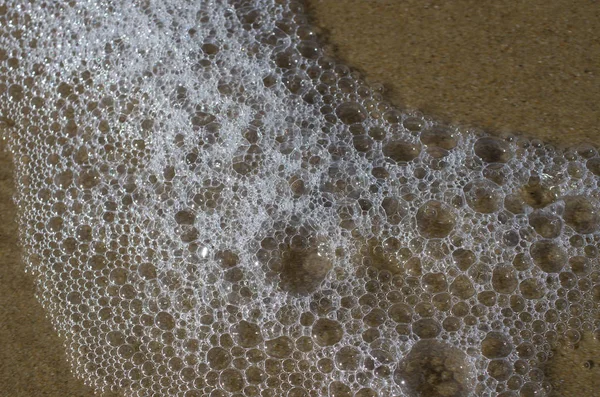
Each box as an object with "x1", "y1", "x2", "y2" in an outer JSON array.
[
  {"x1": 1, "y1": 1, "x2": 600, "y2": 396},
  {"x1": 307, "y1": 0, "x2": 600, "y2": 147},
  {"x1": 0, "y1": 141, "x2": 118, "y2": 397}
]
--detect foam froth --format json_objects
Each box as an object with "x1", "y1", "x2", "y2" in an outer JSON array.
[{"x1": 1, "y1": 1, "x2": 599, "y2": 396}]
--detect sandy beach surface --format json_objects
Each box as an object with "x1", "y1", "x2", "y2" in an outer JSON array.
[{"x1": 1, "y1": 1, "x2": 599, "y2": 396}]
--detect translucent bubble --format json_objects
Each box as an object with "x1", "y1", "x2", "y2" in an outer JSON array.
[
  {"x1": 420, "y1": 126, "x2": 457, "y2": 150},
  {"x1": 335, "y1": 346, "x2": 362, "y2": 371},
  {"x1": 585, "y1": 157, "x2": 600, "y2": 176},
  {"x1": 265, "y1": 336, "x2": 293, "y2": 358},
  {"x1": 220, "y1": 368, "x2": 244, "y2": 392},
  {"x1": 519, "y1": 181, "x2": 556, "y2": 209},
  {"x1": 452, "y1": 249, "x2": 476, "y2": 271},
  {"x1": 312, "y1": 318, "x2": 343, "y2": 346},
  {"x1": 477, "y1": 291, "x2": 496, "y2": 306},
  {"x1": 336, "y1": 102, "x2": 367, "y2": 124},
  {"x1": 175, "y1": 209, "x2": 196, "y2": 225},
  {"x1": 412, "y1": 319, "x2": 441, "y2": 339},
  {"x1": 382, "y1": 140, "x2": 421, "y2": 163},
  {"x1": 422, "y1": 272, "x2": 448, "y2": 293},
  {"x1": 278, "y1": 243, "x2": 333, "y2": 295},
  {"x1": 474, "y1": 137, "x2": 513, "y2": 163},
  {"x1": 464, "y1": 180, "x2": 501, "y2": 213},
  {"x1": 450, "y1": 275, "x2": 475, "y2": 299},
  {"x1": 288, "y1": 388, "x2": 309, "y2": 397},
  {"x1": 416, "y1": 200, "x2": 456, "y2": 238},
  {"x1": 388, "y1": 303, "x2": 413, "y2": 323},
  {"x1": 394, "y1": 340, "x2": 475, "y2": 397},
  {"x1": 492, "y1": 266, "x2": 518, "y2": 293},
  {"x1": 232, "y1": 321, "x2": 263, "y2": 348},
  {"x1": 481, "y1": 332, "x2": 513, "y2": 358},
  {"x1": 355, "y1": 388, "x2": 378, "y2": 397},
  {"x1": 329, "y1": 381, "x2": 352, "y2": 397},
  {"x1": 246, "y1": 366, "x2": 266, "y2": 384},
  {"x1": 519, "y1": 278, "x2": 545, "y2": 300},
  {"x1": 563, "y1": 196, "x2": 600, "y2": 234},
  {"x1": 364, "y1": 308, "x2": 386, "y2": 327},
  {"x1": 530, "y1": 240, "x2": 567, "y2": 273},
  {"x1": 155, "y1": 311, "x2": 175, "y2": 330},
  {"x1": 443, "y1": 317, "x2": 461, "y2": 332},
  {"x1": 358, "y1": 238, "x2": 403, "y2": 275},
  {"x1": 207, "y1": 347, "x2": 231, "y2": 370},
  {"x1": 529, "y1": 211, "x2": 562, "y2": 238},
  {"x1": 487, "y1": 359, "x2": 513, "y2": 381}
]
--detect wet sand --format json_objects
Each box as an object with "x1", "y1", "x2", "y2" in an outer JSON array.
[
  {"x1": 307, "y1": 0, "x2": 600, "y2": 147},
  {"x1": 1, "y1": 1, "x2": 600, "y2": 396},
  {"x1": 0, "y1": 141, "x2": 111, "y2": 397}
]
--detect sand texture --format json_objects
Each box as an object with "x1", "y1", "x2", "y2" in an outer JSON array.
[{"x1": 307, "y1": 0, "x2": 600, "y2": 147}]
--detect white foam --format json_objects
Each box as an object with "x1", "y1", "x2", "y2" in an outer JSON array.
[{"x1": 1, "y1": 1, "x2": 599, "y2": 396}]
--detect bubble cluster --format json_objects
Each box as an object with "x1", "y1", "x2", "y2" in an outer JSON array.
[{"x1": 1, "y1": 0, "x2": 599, "y2": 396}]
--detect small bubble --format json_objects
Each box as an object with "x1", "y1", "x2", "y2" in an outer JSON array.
[
  {"x1": 519, "y1": 181, "x2": 556, "y2": 209},
  {"x1": 363, "y1": 308, "x2": 386, "y2": 327},
  {"x1": 295, "y1": 336, "x2": 313, "y2": 352},
  {"x1": 355, "y1": 388, "x2": 378, "y2": 397},
  {"x1": 220, "y1": 368, "x2": 244, "y2": 392},
  {"x1": 529, "y1": 211, "x2": 562, "y2": 238},
  {"x1": 358, "y1": 238, "x2": 403, "y2": 275},
  {"x1": 77, "y1": 169, "x2": 100, "y2": 189},
  {"x1": 288, "y1": 388, "x2": 309, "y2": 397},
  {"x1": 329, "y1": 381, "x2": 352, "y2": 397},
  {"x1": 388, "y1": 303, "x2": 413, "y2": 323},
  {"x1": 175, "y1": 209, "x2": 196, "y2": 225},
  {"x1": 452, "y1": 249, "x2": 476, "y2": 271},
  {"x1": 519, "y1": 278, "x2": 545, "y2": 299},
  {"x1": 443, "y1": 317, "x2": 461, "y2": 332},
  {"x1": 47, "y1": 216, "x2": 63, "y2": 232},
  {"x1": 585, "y1": 157, "x2": 600, "y2": 176},
  {"x1": 246, "y1": 366, "x2": 266, "y2": 384},
  {"x1": 278, "y1": 242, "x2": 333, "y2": 295},
  {"x1": 421, "y1": 272, "x2": 448, "y2": 293},
  {"x1": 8, "y1": 84, "x2": 24, "y2": 101},
  {"x1": 137, "y1": 263, "x2": 157, "y2": 280}
]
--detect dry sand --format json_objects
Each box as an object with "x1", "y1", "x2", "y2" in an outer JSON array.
[{"x1": 1, "y1": 1, "x2": 600, "y2": 396}]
